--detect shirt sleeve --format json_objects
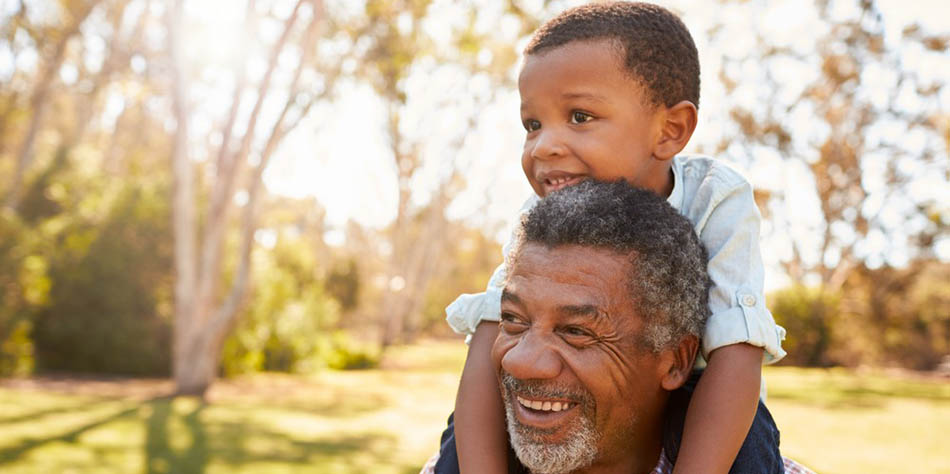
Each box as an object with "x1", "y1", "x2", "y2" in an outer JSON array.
[
  {"x1": 699, "y1": 179, "x2": 787, "y2": 364},
  {"x1": 444, "y1": 196, "x2": 537, "y2": 338}
]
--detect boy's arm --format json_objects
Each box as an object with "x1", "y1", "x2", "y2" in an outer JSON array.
[
  {"x1": 673, "y1": 171, "x2": 785, "y2": 473},
  {"x1": 454, "y1": 322, "x2": 508, "y2": 474},
  {"x1": 671, "y1": 343, "x2": 762, "y2": 474}
]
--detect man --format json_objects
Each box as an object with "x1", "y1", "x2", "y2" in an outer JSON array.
[
  {"x1": 491, "y1": 180, "x2": 707, "y2": 474},
  {"x1": 422, "y1": 180, "x2": 811, "y2": 473}
]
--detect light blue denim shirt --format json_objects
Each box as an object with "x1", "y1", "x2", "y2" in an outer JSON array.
[{"x1": 446, "y1": 155, "x2": 787, "y2": 367}]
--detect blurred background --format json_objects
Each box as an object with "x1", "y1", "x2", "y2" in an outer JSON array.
[{"x1": 0, "y1": 0, "x2": 948, "y2": 472}]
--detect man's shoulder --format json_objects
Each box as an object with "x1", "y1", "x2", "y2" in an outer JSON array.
[{"x1": 672, "y1": 154, "x2": 751, "y2": 192}]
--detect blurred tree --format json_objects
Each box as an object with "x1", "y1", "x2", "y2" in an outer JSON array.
[
  {"x1": 418, "y1": 222, "x2": 502, "y2": 336},
  {"x1": 707, "y1": 0, "x2": 949, "y2": 366},
  {"x1": 0, "y1": 0, "x2": 164, "y2": 375},
  {"x1": 354, "y1": 0, "x2": 540, "y2": 346},
  {"x1": 713, "y1": 0, "x2": 948, "y2": 292},
  {"x1": 3, "y1": 0, "x2": 99, "y2": 209},
  {"x1": 164, "y1": 0, "x2": 344, "y2": 395},
  {"x1": 325, "y1": 258, "x2": 361, "y2": 313}
]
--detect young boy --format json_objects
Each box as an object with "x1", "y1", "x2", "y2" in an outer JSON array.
[{"x1": 437, "y1": 3, "x2": 787, "y2": 473}]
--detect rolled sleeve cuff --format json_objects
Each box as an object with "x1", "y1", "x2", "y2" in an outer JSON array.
[
  {"x1": 702, "y1": 296, "x2": 787, "y2": 365},
  {"x1": 445, "y1": 290, "x2": 502, "y2": 337}
]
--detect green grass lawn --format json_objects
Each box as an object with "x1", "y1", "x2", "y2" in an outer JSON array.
[{"x1": 1, "y1": 340, "x2": 949, "y2": 473}]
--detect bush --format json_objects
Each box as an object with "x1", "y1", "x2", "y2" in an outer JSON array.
[
  {"x1": 769, "y1": 285, "x2": 839, "y2": 367},
  {"x1": 221, "y1": 233, "x2": 369, "y2": 375},
  {"x1": 32, "y1": 188, "x2": 173, "y2": 375}
]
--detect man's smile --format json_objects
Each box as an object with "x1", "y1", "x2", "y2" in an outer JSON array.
[
  {"x1": 511, "y1": 393, "x2": 581, "y2": 433},
  {"x1": 516, "y1": 395, "x2": 574, "y2": 412},
  {"x1": 501, "y1": 373, "x2": 592, "y2": 435}
]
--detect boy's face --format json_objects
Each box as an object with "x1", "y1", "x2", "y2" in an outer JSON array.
[{"x1": 519, "y1": 40, "x2": 671, "y2": 197}]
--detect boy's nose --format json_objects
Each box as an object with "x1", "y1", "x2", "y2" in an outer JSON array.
[
  {"x1": 500, "y1": 330, "x2": 563, "y2": 381},
  {"x1": 530, "y1": 128, "x2": 567, "y2": 160}
]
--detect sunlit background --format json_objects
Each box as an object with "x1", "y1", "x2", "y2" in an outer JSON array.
[{"x1": 1, "y1": 0, "x2": 948, "y2": 473}]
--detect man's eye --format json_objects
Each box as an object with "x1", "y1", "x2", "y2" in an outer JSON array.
[
  {"x1": 500, "y1": 312, "x2": 527, "y2": 330},
  {"x1": 563, "y1": 326, "x2": 591, "y2": 338},
  {"x1": 523, "y1": 119, "x2": 541, "y2": 132},
  {"x1": 570, "y1": 111, "x2": 593, "y2": 124}
]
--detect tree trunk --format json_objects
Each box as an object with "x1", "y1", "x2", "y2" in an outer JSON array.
[
  {"x1": 164, "y1": 0, "x2": 323, "y2": 396},
  {"x1": 173, "y1": 315, "x2": 220, "y2": 397}
]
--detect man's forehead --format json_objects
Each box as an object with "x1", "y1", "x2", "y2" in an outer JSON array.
[{"x1": 504, "y1": 243, "x2": 635, "y2": 310}]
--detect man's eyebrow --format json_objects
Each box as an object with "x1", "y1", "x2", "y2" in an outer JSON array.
[
  {"x1": 500, "y1": 289, "x2": 521, "y2": 305},
  {"x1": 558, "y1": 304, "x2": 603, "y2": 319}
]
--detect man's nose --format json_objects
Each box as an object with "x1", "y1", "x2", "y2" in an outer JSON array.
[
  {"x1": 530, "y1": 127, "x2": 567, "y2": 160},
  {"x1": 501, "y1": 330, "x2": 563, "y2": 381}
]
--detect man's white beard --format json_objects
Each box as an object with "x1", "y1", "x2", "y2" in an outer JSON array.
[{"x1": 501, "y1": 373, "x2": 599, "y2": 474}]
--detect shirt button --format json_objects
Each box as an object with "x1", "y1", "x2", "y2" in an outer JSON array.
[{"x1": 741, "y1": 294, "x2": 757, "y2": 307}]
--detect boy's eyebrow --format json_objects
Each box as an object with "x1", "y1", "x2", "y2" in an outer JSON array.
[{"x1": 561, "y1": 92, "x2": 609, "y2": 103}]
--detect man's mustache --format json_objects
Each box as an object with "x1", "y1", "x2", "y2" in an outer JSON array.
[{"x1": 500, "y1": 372, "x2": 595, "y2": 408}]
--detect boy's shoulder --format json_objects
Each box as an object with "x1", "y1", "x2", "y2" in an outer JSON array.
[{"x1": 672, "y1": 154, "x2": 752, "y2": 192}]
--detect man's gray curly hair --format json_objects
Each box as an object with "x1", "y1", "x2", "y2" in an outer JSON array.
[{"x1": 509, "y1": 180, "x2": 711, "y2": 352}]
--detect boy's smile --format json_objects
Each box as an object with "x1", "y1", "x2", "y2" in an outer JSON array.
[{"x1": 519, "y1": 39, "x2": 674, "y2": 197}]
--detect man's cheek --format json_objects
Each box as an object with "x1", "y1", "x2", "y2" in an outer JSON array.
[{"x1": 491, "y1": 333, "x2": 518, "y2": 369}]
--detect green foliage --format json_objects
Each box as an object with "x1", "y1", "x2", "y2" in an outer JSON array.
[
  {"x1": 32, "y1": 185, "x2": 173, "y2": 375},
  {"x1": 0, "y1": 319, "x2": 33, "y2": 376},
  {"x1": 0, "y1": 212, "x2": 39, "y2": 376},
  {"x1": 770, "y1": 262, "x2": 950, "y2": 369},
  {"x1": 325, "y1": 258, "x2": 361, "y2": 312},
  {"x1": 770, "y1": 285, "x2": 839, "y2": 367},
  {"x1": 319, "y1": 331, "x2": 380, "y2": 370},
  {"x1": 221, "y1": 233, "x2": 367, "y2": 375}
]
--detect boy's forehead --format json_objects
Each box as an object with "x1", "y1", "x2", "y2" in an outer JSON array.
[
  {"x1": 518, "y1": 39, "x2": 653, "y2": 107},
  {"x1": 520, "y1": 38, "x2": 626, "y2": 76}
]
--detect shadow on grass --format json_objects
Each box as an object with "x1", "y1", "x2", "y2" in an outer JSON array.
[
  {"x1": 211, "y1": 391, "x2": 388, "y2": 420},
  {"x1": 145, "y1": 397, "x2": 207, "y2": 474},
  {"x1": 0, "y1": 394, "x2": 417, "y2": 473},
  {"x1": 0, "y1": 398, "x2": 112, "y2": 425},
  {"x1": 144, "y1": 397, "x2": 410, "y2": 473},
  {"x1": 0, "y1": 402, "x2": 141, "y2": 464}
]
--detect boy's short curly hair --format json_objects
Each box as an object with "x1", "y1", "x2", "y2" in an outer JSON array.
[{"x1": 524, "y1": 2, "x2": 700, "y2": 109}]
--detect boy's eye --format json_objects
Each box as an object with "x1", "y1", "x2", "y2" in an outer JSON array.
[
  {"x1": 570, "y1": 111, "x2": 593, "y2": 124},
  {"x1": 523, "y1": 119, "x2": 541, "y2": 132}
]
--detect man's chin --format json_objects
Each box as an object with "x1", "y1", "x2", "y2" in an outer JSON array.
[
  {"x1": 500, "y1": 373, "x2": 598, "y2": 474},
  {"x1": 505, "y1": 401, "x2": 597, "y2": 474}
]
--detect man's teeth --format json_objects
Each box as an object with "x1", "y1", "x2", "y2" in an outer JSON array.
[
  {"x1": 517, "y1": 395, "x2": 572, "y2": 412},
  {"x1": 547, "y1": 176, "x2": 573, "y2": 186}
]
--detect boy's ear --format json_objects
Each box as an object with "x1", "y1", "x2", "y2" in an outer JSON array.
[
  {"x1": 654, "y1": 100, "x2": 698, "y2": 161},
  {"x1": 659, "y1": 334, "x2": 699, "y2": 391}
]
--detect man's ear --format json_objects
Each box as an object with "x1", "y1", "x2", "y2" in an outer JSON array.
[
  {"x1": 653, "y1": 100, "x2": 698, "y2": 161},
  {"x1": 659, "y1": 334, "x2": 699, "y2": 391}
]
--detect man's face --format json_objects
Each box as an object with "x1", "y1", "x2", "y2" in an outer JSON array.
[
  {"x1": 492, "y1": 243, "x2": 671, "y2": 473},
  {"x1": 518, "y1": 39, "x2": 669, "y2": 198}
]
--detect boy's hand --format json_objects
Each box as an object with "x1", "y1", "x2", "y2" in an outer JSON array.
[{"x1": 672, "y1": 343, "x2": 763, "y2": 474}]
